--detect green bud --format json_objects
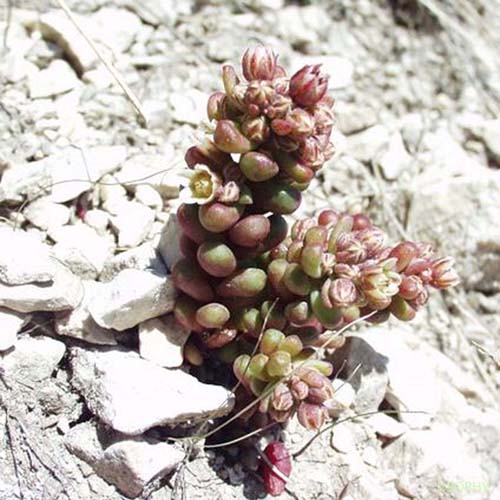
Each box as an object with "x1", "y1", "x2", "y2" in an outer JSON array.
[
  {"x1": 233, "y1": 354, "x2": 251, "y2": 383},
  {"x1": 310, "y1": 290, "x2": 342, "y2": 329},
  {"x1": 229, "y1": 215, "x2": 271, "y2": 248},
  {"x1": 279, "y1": 154, "x2": 314, "y2": 184},
  {"x1": 305, "y1": 226, "x2": 328, "y2": 246},
  {"x1": 198, "y1": 202, "x2": 243, "y2": 233},
  {"x1": 328, "y1": 214, "x2": 354, "y2": 252},
  {"x1": 284, "y1": 301, "x2": 310, "y2": 324},
  {"x1": 266, "y1": 351, "x2": 292, "y2": 378},
  {"x1": 214, "y1": 120, "x2": 253, "y2": 154},
  {"x1": 195, "y1": 303, "x2": 230, "y2": 329},
  {"x1": 207, "y1": 91, "x2": 225, "y2": 121},
  {"x1": 278, "y1": 335, "x2": 303, "y2": 357},
  {"x1": 260, "y1": 328, "x2": 285, "y2": 355},
  {"x1": 390, "y1": 295, "x2": 416, "y2": 321},
  {"x1": 174, "y1": 295, "x2": 203, "y2": 333},
  {"x1": 302, "y1": 359, "x2": 334, "y2": 377},
  {"x1": 267, "y1": 258, "x2": 293, "y2": 300},
  {"x1": 240, "y1": 152, "x2": 279, "y2": 182},
  {"x1": 197, "y1": 242, "x2": 237, "y2": 278},
  {"x1": 283, "y1": 263, "x2": 311, "y2": 296},
  {"x1": 300, "y1": 244, "x2": 323, "y2": 279},
  {"x1": 216, "y1": 268, "x2": 267, "y2": 298},
  {"x1": 172, "y1": 259, "x2": 214, "y2": 302},
  {"x1": 241, "y1": 308, "x2": 264, "y2": 335},
  {"x1": 252, "y1": 182, "x2": 301, "y2": 215},
  {"x1": 286, "y1": 241, "x2": 303, "y2": 263},
  {"x1": 248, "y1": 353, "x2": 271, "y2": 381}
]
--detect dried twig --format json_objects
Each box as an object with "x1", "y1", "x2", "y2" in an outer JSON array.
[{"x1": 54, "y1": 0, "x2": 148, "y2": 126}]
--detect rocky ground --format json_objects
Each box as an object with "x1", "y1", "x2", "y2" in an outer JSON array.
[{"x1": 1, "y1": 0, "x2": 500, "y2": 499}]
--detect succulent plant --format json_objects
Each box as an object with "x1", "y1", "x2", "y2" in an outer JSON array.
[{"x1": 172, "y1": 46, "x2": 459, "y2": 432}]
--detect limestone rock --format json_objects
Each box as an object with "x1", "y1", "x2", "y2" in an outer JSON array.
[
  {"x1": 158, "y1": 214, "x2": 182, "y2": 272},
  {"x1": 0, "y1": 146, "x2": 127, "y2": 203},
  {"x1": 336, "y1": 103, "x2": 378, "y2": 135},
  {"x1": 138, "y1": 315, "x2": 189, "y2": 368},
  {"x1": 29, "y1": 60, "x2": 79, "y2": 99},
  {"x1": 1, "y1": 336, "x2": 66, "y2": 382},
  {"x1": 88, "y1": 269, "x2": 176, "y2": 331},
  {"x1": 23, "y1": 197, "x2": 70, "y2": 231},
  {"x1": 55, "y1": 281, "x2": 117, "y2": 346},
  {"x1": 70, "y1": 347, "x2": 235, "y2": 434},
  {"x1": 0, "y1": 308, "x2": 31, "y2": 351},
  {"x1": 110, "y1": 201, "x2": 155, "y2": 248},
  {"x1": 345, "y1": 125, "x2": 390, "y2": 163},
  {"x1": 99, "y1": 241, "x2": 166, "y2": 282},
  {"x1": 408, "y1": 167, "x2": 500, "y2": 292},
  {"x1": 374, "y1": 132, "x2": 411, "y2": 180}
]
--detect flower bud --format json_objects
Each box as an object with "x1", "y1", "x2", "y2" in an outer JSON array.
[
  {"x1": 196, "y1": 303, "x2": 230, "y2": 329},
  {"x1": 172, "y1": 259, "x2": 214, "y2": 302},
  {"x1": 287, "y1": 108, "x2": 315, "y2": 139},
  {"x1": 290, "y1": 377, "x2": 309, "y2": 401},
  {"x1": 207, "y1": 91, "x2": 225, "y2": 121},
  {"x1": 430, "y1": 257, "x2": 460, "y2": 289},
  {"x1": 328, "y1": 278, "x2": 358, "y2": 308},
  {"x1": 242, "y1": 46, "x2": 277, "y2": 81},
  {"x1": 214, "y1": 120, "x2": 253, "y2": 154},
  {"x1": 197, "y1": 241, "x2": 237, "y2": 277},
  {"x1": 266, "y1": 350, "x2": 292, "y2": 377},
  {"x1": 222, "y1": 64, "x2": 239, "y2": 96},
  {"x1": 289, "y1": 65, "x2": 329, "y2": 107},
  {"x1": 174, "y1": 294, "x2": 203, "y2": 333},
  {"x1": 268, "y1": 407, "x2": 292, "y2": 424},
  {"x1": 241, "y1": 116, "x2": 270, "y2": 144},
  {"x1": 260, "y1": 328, "x2": 285, "y2": 355},
  {"x1": 198, "y1": 202, "x2": 243, "y2": 233},
  {"x1": 216, "y1": 268, "x2": 267, "y2": 298},
  {"x1": 398, "y1": 275, "x2": 424, "y2": 301},
  {"x1": 390, "y1": 241, "x2": 419, "y2": 272},
  {"x1": 240, "y1": 151, "x2": 279, "y2": 182},
  {"x1": 283, "y1": 263, "x2": 311, "y2": 296},
  {"x1": 271, "y1": 383, "x2": 294, "y2": 412},
  {"x1": 271, "y1": 118, "x2": 293, "y2": 136},
  {"x1": 297, "y1": 401, "x2": 327, "y2": 430}
]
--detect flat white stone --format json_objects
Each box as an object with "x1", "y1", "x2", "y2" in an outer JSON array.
[
  {"x1": 110, "y1": 201, "x2": 155, "y2": 248},
  {"x1": 88, "y1": 269, "x2": 176, "y2": 331},
  {"x1": 0, "y1": 308, "x2": 31, "y2": 351},
  {"x1": 70, "y1": 347, "x2": 235, "y2": 434},
  {"x1": 29, "y1": 60, "x2": 79, "y2": 99},
  {"x1": 139, "y1": 315, "x2": 189, "y2": 368},
  {"x1": 55, "y1": 281, "x2": 117, "y2": 345}
]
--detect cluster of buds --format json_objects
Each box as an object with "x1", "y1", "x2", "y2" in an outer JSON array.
[
  {"x1": 266, "y1": 210, "x2": 460, "y2": 335},
  {"x1": 233, "y1": 328, "x2": 334, "y2": 430},
  {"x1": 172, "y1": 47, "x2": 459, "y2": 432}
]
